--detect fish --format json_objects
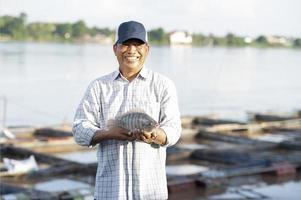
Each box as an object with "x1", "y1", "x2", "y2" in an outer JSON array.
[{"x1": 108, "y1": 110, "x2": 159, "y2": 134}]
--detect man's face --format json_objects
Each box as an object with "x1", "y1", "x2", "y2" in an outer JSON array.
[{"x1": 113, "y1": 39, "x2": 149, "y2": 71}]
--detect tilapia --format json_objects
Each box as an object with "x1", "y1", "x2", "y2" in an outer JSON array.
[{"x1": 108, "y1": 111, "x2": 159, "y2": 133}]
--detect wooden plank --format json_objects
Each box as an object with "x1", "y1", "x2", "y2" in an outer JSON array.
[
  {"x1": 0, "y1": 145, "x2": 77, "y2": 165},
  {"x1": 192, "y1": 117, "x2": 245, "y2": 126},
  {"x1": 205, "y1": 119, "x2": 301, "y2": 133},
  {"x1": 195, "y1": 130, "x2": 275, "y2": 147},
  {"x1": 25, "y1": 163, "x2": 97, "y2": 179}
]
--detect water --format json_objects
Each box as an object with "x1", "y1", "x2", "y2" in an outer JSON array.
[{"x1": 0, "y1": 42, "x2": 301, "y2": 126}]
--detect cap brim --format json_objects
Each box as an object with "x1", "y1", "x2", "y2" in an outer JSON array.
[{"x1": 117, "y1": 37, "x2": 147, "y2": 44}]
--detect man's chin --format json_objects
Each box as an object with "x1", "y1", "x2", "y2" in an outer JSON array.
[{"x1": 124, "y1": 63, "x2": 142, "y2": 69}]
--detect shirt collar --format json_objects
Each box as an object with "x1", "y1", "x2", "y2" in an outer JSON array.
[
  {"x1": 111, "y1": 70, "x2": 120, "y2": 81},
  {"x1": 111, "y1": 66, "x2": 149, "y2": 81},
  {"x1": 138, "y1": 67, "x2": 148, "y2": 79}
]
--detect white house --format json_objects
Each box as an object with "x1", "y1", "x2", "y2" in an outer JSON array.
[
  {"x1": 169, "y1": 31, "x2": 192, "y2": 45},
  {"x1": 266, "y1": 36, "x2": 291, "y2": 46}
]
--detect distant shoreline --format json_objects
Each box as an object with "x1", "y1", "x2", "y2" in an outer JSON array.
[
  {"x1": 1, "y1": 39, "x2": 301, "y2": 49},
  {"x1": 1, "y1": 13, "x2": 301, "y2": 49}
]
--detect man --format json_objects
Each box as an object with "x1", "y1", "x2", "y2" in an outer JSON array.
[{"x1": 73, "y1": 21, "x2": 181, "y2": 200}]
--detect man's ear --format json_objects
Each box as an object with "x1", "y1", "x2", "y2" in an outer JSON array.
[
  {"x1": 113, "y1": 44, "x2": 117, "y2": 56},
  {"x1": 146, "y1": 44, "x2": 150, "y2": 54}
]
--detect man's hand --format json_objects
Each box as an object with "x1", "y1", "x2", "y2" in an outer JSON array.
[
  {"x1": 107, "y1": 126, "x2": 137, "y2": 141},
  {"x1": 91, "y1": 126, "x2": 137, "y2": 145},
  {"x1": 132, "y1": 128, "x2": 157, "y2": 144},
  {"x1": 91, "y1": 126, "x2": 166, "y2": 146},
  {"x1": 133, "y1": 127, "x2": 167, "y2": 146}
]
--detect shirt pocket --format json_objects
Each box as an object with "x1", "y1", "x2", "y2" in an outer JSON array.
[{"x1": 132, "y1": 100, "x2": 161, "y2": 123}]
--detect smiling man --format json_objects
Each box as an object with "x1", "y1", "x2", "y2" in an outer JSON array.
[{"x1": 73, "y1": 21, "x2": 182, "y2": 200}]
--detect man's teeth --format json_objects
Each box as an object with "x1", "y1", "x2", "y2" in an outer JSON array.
[{"x1": 126, "y1": 56, "x2": 139, "y2": 61}]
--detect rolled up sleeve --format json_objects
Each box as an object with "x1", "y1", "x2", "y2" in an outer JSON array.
[
  {"x1": 72, "y1": 81, "x2": 102, "y2": 146},
  {"x1": 159, "y1": 79, "x2": 182, "y2": 147}
]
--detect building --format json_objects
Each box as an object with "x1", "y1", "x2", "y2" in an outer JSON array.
[
  {"x1": 266, "y1": 36, "x2": 291, "y2": 46},
  {"x1": 169, "y1": 31, "x2": 192, "y2": 45}
]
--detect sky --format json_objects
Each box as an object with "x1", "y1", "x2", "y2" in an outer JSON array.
[{"x1": 1, "y1": 0, "x2": 301, "y2": 37}]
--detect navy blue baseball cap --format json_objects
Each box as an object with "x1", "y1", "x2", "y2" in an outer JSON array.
[{"x1": 115, "y1": 21, "x2": 148, "y2": 44}]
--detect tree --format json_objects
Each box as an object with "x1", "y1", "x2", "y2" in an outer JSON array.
[
  {"x1": 19, "y1": 12, "x2": 27, "y2": 24},
  {"x1": 225, "y1": 33, "x2": 246, "y2": 46},
  {"x1": 293, "y1": 38, "x2": 301, "y2": 48},
  {"x1": 192, "y1": 33, "x2": 207, "y2": 46},
  {"x1": 54, "y1": 23, "x2": 73, "y2": 38},
  {"x1": 27, "y1": 23, "x2": 55, "y2": 40},
  {"x1": 0, "y1": 13, "x2": 28, "y2": 39},
  {"x1": 90, "y1": 27, "x2": 113, "y2": 37},
  {"x1": 256, "y1": 35, "x2": 268, "y2": 44},
  {"x1": 148, "y1": 28, "x2": 168, "y2": 44},
  {"x1": 72, "y1": 20, "x2": 87, "y2": 38}
]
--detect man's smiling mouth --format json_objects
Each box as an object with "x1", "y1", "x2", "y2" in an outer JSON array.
[{"x1": 125, "y1": 56, "x2": 140, "y2": 61}]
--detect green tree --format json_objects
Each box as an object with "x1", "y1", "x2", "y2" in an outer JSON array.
[
  {"x1": 90, "y1": 27, "x2": 113, "y2": 37},
  {"x1": 27, "y1": 23, "x2": 55, "y2": 40},
  {"x1": 0, "y1": 13, "x2": 28, "y2": 39},
  {"x1": 225, "y1": 33, "x2": 246, "y2": 46},
  {"x1": 208, "y1": 34, "x2": 226, "y2": 46},
  {"x1": 226, "y1": 33, "x2": 235, "y2": 46},
  {"x1": 148, "y1": 28, "x2": 168, "y2": 44},
  {"x1": 293, "y1": 38, "x2": 301, "y2": 48},
  {"x1": 54, "y1": 23, "x2": 73, "y2": 39},
  {"x1": 0, "y1": 16, "x2": 14, "y2": 35},
  {"x1": 255, "y1": 35, "x2": 268, "y2": 45},
  {"x1": 192, "y1": 33, "x2": 208, "y2": 46},
  {"x1": 72, "y1": 20, "x2": 87, "y2": 38}
]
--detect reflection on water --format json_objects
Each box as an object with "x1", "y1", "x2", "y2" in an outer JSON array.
[{"x1": 1, "y1": 42, "x2": 301, "y2": 126}]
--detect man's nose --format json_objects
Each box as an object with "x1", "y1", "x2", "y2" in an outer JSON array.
[{"x1": 127, "y1": 44, "x2": 137, "y2": 52}]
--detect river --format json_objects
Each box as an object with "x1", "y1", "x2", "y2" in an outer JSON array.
[{"x1": 0, "y1": 42, "x2": 301, "y2": 126}]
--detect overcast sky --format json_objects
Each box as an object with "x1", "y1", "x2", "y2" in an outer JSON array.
[{"x1": 1, "y1": 0, "x2": 301, "y2": 37}]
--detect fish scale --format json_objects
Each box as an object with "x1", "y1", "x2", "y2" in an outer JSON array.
[{"x1": 111, "y1": 111, "x2": 158, "y2": 133}]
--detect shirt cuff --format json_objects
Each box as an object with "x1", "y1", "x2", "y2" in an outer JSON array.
[
  {"x1": 160, "y1": 126, "x2": 180, "y2": 147},
  {"x1": 73, "y1": 124, "x2": 100, "y2": 147}
]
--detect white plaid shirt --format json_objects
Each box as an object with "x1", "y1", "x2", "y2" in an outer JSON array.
[{"x1": 73, "y1": 67, "x2": 181, "y2": 200}]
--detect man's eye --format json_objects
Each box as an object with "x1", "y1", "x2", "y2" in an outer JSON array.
[{"x1": 123, "y1": 43, "x2": 141, "y2": 46}]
